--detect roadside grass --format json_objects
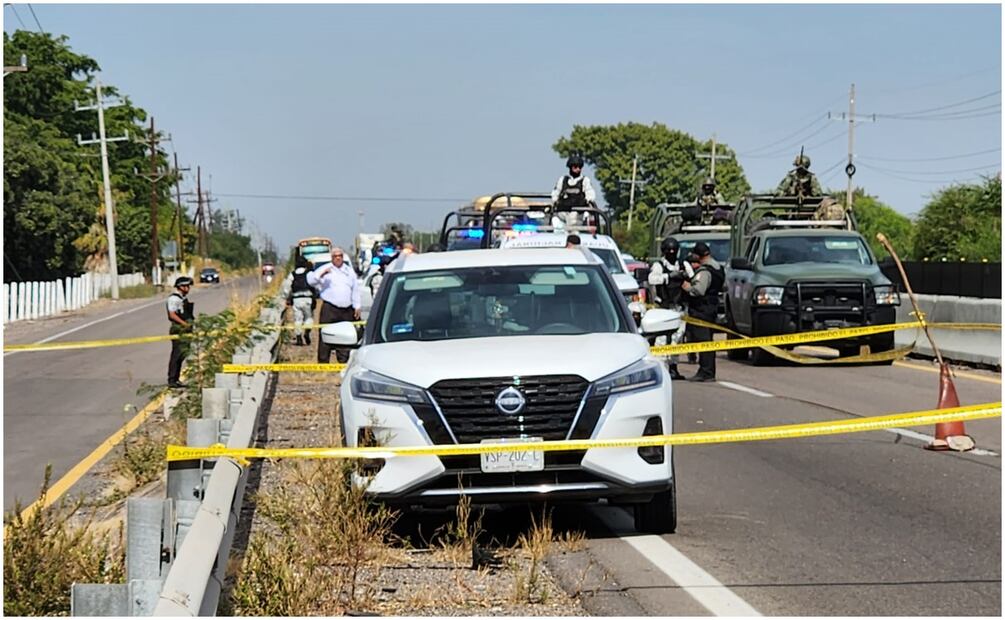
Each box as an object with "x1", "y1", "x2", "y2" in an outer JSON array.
[
  {"x1": 231, "y1": 460, "x2": 398, "y2": 615},
  {"x1": 512, "y1": 510, "x2": 554, "y2": 604},
  {"x1": 3, "y1": 467, "x2": 125, "y2": 616}
]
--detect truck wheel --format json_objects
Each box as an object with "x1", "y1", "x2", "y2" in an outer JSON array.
[
  {"x1": 750, "y1": 345, "x2": 774, "y2": 366},
  {"x1": 634, "y1": 481, "x2": 677, "y2": 534}
]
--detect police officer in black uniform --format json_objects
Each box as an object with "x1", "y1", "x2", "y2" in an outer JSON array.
[
  {"x1": 681, "y1": 242, "x2": 725, "y2": 382},
  {"x1": 166, "y1": 276, "x2": 194, "y2": 388},
  {"x1": 647, "y1": 237, "x2": 693, "y2": 380},
  {"x1": 551, "y1": 154, "x2": 597, "y2": 212}
]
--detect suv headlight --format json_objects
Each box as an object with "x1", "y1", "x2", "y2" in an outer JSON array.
[
  {"x1": 350, "y1": 370, "x2": 429, "y2": 405},
  {"x1": 874, "y1": 285, "x2": 900, "y2": 305},
  {"x1": 754, "y1": 286, "x2": 784, "y2": 306},
  {"x1": 594, "y1": 358, "x2": 663, "y2": 397}
]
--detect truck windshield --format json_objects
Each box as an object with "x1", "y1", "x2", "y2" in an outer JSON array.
[
  {"x1": 588, "y1": 248, "x2": 625, "y2": 274},
  {"x1": 679, "y1": 239, "x2": 730, "y2": 262},
  {"x1": 375, "y1": 265, "x2": 630, "y2": 343},
  {"x1": 763, "y1": 236, "x2": 872, "y2": 266}
]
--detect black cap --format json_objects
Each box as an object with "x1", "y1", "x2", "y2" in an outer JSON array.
[
  {"x1": 566, "y1": 154, "x2": 584, "y2": 168},
  {"x1": 174, "y1": 276, "x2": 194, "y2": 288},
  {"x1": 566, "y1": 234, "x2": 581, "y2": 246},
  {"x1": 693, "y1": 241, "x2": 711, "y2": 257}
]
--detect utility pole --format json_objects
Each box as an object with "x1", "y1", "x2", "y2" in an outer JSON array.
[
  {"x1": 76, "y1": 78, "x2": 129, "y2": 299},
  {"x1": 186, "y1": 167, "x2": 217, "y2": 259},
  {"x1": 697, "y1": 134, "x2": 731, "y2": 180},
  {"x1": 618, "y1": 155, "x2": 648, "y2": 232},
  {"x1": 135, "y1": 117, "x2": 167, "y2": 282},
  {"x1": 172, "y1": 153, "x2": 190, "y2": 266},
  {"x1": 3, "y1": 54, "x2": 27, "y2": 77},
  {"x1": 829, "y1": 83, "x2": 875, "y2": 214}
]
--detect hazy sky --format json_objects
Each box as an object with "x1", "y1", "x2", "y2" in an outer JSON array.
[{"x1": 4, "y1": 3, "x2": 1001, "y2": 252}]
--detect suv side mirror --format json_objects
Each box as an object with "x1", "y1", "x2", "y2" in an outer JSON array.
[
  {"x1": 730, "y1": 257, "x2": 753, "y2": 270},
  {"x1": 634, "y1": 266, "x2": 650, "y2": 283},
  {"x1": 321, "y1": 321, "x2": 361, "y2": 348}
]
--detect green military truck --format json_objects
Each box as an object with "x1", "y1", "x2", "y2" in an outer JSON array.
[{"x1": 724, "y1": 195, "x2": 901, "y2": 365}]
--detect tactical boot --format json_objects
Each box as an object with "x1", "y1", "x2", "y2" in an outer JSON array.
[
  {"x1": 295, "y1": 335, "x2": 304, "y2": 346},
  {"x1": 668, "y1": 365, "x2": 684, "y2": 381},
  {"x1": 304, "y1": 332, "x2": 311, "y2": 345}
]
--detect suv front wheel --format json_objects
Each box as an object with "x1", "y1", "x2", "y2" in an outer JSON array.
[{"x1": 634, "y1": 481, "x2": 678, "y2": 534}]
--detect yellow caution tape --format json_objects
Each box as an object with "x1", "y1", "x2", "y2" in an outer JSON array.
[
  {"x1": 650, "y1": 320, "x2": 923, "y2": 356},
  {"x1": 928, "y1": 322, "x2": 1001, "y2": 331},
  {"x1": 4, "y1": 333, "x2": 179, "y2": 352},
  {"x1": 165, "y1": 402, "x2": 1000, "y2": 462},
  {"x1": 222, "y1": 362, "x2": 346, "y2": 373},
  {"x1": 678, "y1": 315, "x2": 916, "y2": 364}
]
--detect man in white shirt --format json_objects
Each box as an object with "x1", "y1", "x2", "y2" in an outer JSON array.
[{"x1": 307, "y1": 247, "x2": 361, "y2": 363}]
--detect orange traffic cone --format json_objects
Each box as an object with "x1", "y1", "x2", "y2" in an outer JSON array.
[{"x1": 926, "y1": 363, "x2": 975, "y2": 451}]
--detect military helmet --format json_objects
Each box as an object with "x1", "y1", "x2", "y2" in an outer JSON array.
[
  {"x1": 702, "y1": 176, "x2": 716, "y2": 189},
  {"x1": 794, "y1": 154, "x2": 811, "y2": 169},
  {"x1": 660, "y1": 236, "x2": 680, "y2": 255},
  {"x1": 566, "y1": 154, "x2": 585, "y2": 168},
  {"x1": 174, "y1": 276, "x2": 194, "y2": 288}
]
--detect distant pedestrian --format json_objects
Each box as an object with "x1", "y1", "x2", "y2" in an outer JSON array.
[
  {"x1": 166, "y1": 276, "x2": 194, "y2": 388},
  {"x1": 307, "y1": 247, "x2": 361, "y2": 363},
  {"x1": 286, "y1": 254, "x2": 317, "y2": 346}
]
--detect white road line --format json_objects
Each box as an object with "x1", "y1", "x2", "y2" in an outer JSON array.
[
  {"x1": 718, "y1": 381, "x2": 774, "y2": 398},
  {"x1": 594, "y1": 507, "x2": 761, "y2": 617},
  {"x1": 884, "y1": 427, "x2": 999, "y2": 456},
  {"x1": 4, "y1": 297, "x2": 167, "y2": 358}
]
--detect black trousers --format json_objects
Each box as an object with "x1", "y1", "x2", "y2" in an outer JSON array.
[
  {"x1": 686, "y1": 319, "x2": 716, "y2": 378},
  {"x1": 318, "y1": 301, "x2": 355, "y2": 363},
  {"x1": 168, "y1": 329, "x2": 190, "y2": 384}
]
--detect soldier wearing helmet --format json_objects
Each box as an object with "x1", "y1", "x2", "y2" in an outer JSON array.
[
  {"x1": 646, "y1": 236, "x2": 693, "y2": 380},
  {"x1": 551, "y1": 154, "x2": 596, "y2": 212},
  {"x1": 695, "y1": 176, "x2": 725, "y2": 210},
  {"x1": 777, "y1": 151, "x2": 823, "y2": 198},
  {"x1": 166, "y1": 276, "x2": 195, "y2": 388}
]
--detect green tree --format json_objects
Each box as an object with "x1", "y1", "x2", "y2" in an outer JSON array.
[
  {"x1": 3, "y1": 114, "x2": 94, "y2": 280},
  {"x1": 828, "y1": 188, "x2": 915, "y2": 260},
  {"x1": 553, "y1": 123, "x2": 750, "y2": 257},
  {"x1": 208, "y1": 230, "x2": 257, "y2": 269},
  {"x1": 913, "y1": 175, "x2": 1002, "y2": 261}
]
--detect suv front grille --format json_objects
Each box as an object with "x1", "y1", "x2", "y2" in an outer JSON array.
[{"x1": 428, "y1": 375, "x2": 588, "y2": 443}]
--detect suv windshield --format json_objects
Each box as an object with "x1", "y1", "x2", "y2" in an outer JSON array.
[
  {"x1": 763, "y1": 236, "x2": 872, "y2": 266},
  {"x1": 374, "y1": 265, "x2": 630, "y2": 343},
  {"x1": 201, "y1": 268, "x2": 217, "y2": 274}
]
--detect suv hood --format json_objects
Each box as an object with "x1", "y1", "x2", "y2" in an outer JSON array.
[
  {"x1": 356, "y1": 334, "x2": 650, "y2": 388},
  {"x1": 757, "y1": 263, "x2": 889, "y2": 284}
]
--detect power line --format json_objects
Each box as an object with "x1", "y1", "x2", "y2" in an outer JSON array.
[
  {"x1": 858, "y1": 147, "x2": 1001, "y2": 163},
  {"x1": 869, "y1": 64, "x2": 1001, "y2": 97},
  {"x1": 889, "y1": 104, "x2": 1001, "y2": 120},
  {"x1": 805, "y1": 128, "x2": 848, "y2": 151},
  {"x1": 214, "y1": 192, "x2": 470, "y2": 203},
  {"x1": 26, "y1": 3, "x2": 42, "y2": 32},
  {"x1": 857, "y1": 160, "x2": 997, "y2": 185},
  {"x1": 737, "y1": 114, "x2": 828, "y2": 156},
  {"x1": 877, "y1": 110, "x2": 1000, "y2": 122},
  {"x1": 875, "y1": 90, "x2": 1001, "y2": 118},
  {"x1": 6, "y1": 4, "x2": 27, "y2": 29},
  {"x1": 858, "y1": 161, "x2": 1001, "y2": 176},
  {"x1": 739, "y1": 122, "x2": 835, "y2": 159}
]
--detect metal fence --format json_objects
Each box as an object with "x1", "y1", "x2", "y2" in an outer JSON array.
[{"x1": 879, "y1": 261, "x2": 1001, "y2": 299}]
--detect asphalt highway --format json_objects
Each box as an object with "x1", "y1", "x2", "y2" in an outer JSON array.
[
  {"x1": 550, "y1": 355, "x2": 1002, "y2": 616},
  {"x1": 3, "y1": 276, "x2": 260, "y2": 510}
]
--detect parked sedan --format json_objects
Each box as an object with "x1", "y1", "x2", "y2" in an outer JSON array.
[{"x1": 199, "y1": 267, "x2": 221, "y2": 284}]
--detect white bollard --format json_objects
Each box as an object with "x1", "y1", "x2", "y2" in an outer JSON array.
[
  {"x1": 17, "y1": 282, "x2": 25, "y2": 320},
  {"x1": 40, "y1": 281, "x2": 47, "y2": 318},
  {"x1": 2, "y1": 283, "x2": 8, "y2": 324},
  {"x1": 29, "y1": 282, "x2": 38, "y2": 320}
]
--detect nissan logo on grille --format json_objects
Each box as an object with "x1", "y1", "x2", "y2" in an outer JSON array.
[{"x1": 495, "y1": 386, "x2": 526, "y2": 415}]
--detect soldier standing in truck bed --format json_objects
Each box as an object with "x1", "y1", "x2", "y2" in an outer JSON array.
[{"x1": 777, "y1": 153, "x2": 823, "y2": 198}]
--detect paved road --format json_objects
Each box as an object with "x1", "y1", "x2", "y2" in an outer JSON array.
[
  {"x1": 3, "y1": 277, "x2": 260, "y2": 510},
  {"x1": 549, "y1": 355, "x2": 1001, "y2": 616}
]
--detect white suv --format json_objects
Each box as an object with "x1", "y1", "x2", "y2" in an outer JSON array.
[{"x1": 322, "y1": 248, "x2": 681, "y2": 533}]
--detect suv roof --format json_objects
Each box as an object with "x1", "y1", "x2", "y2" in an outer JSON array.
[
  {"x1": 755, "y1": 228, "x2": 862, "y2": 238},
  {"x1": 393, "y1": 248, "x2": 602, "y2": 273}
]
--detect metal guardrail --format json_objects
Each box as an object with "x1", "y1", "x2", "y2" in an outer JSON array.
[{"x1": 71, "y1": 283, "x2": 289, "y2": 616}]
